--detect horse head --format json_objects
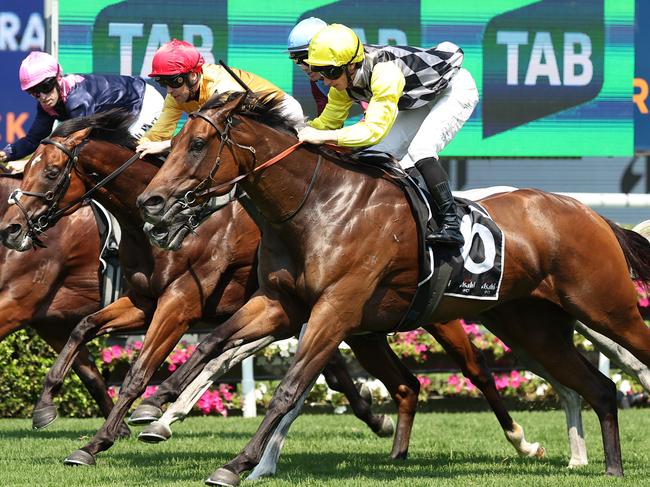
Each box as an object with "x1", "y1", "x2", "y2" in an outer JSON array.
[
  {"x1": 137, "y1": 90, "x2": 289, "y2": 234},
  {"x1": 0, "y1": 127, "x2": 91, "y2": 251}
]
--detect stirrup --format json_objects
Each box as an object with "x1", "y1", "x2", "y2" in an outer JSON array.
[{"x1": 426, "y1": 226, "x2": 464, "y2": 246}]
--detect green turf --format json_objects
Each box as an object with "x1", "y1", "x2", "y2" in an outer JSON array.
[{"x1": 0, "y1": 410, "x2": 648, "y2": 486}]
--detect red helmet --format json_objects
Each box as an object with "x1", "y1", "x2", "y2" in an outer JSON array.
[{"x1": 149, "y1": 39, "x2": 205, "y2": 77}]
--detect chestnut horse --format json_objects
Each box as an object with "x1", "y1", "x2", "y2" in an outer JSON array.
[
  {"x1": 0, "y1": 174, "x2": 127, "y2": 427},
  {"x1": 135, "y1": 92, "x2": 650, "y2": 485},
  {"x1": 0, "y1": 111, "x2": 543, "y2": 471}
]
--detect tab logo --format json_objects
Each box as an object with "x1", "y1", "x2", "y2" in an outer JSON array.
[
  {"x1": 92, "y1": 0, "x2": 227, "y2": 77},
  {"x1": 482, "y1": 0, "x2": 604, "y2": 138}
]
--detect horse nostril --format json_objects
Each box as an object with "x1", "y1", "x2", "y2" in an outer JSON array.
[
  {"x1": 138, "y1": 194, "x2": 165, "y2": 216},
  {"x1": 7, "y1": 223, "x2": 22, "y2": 237}
]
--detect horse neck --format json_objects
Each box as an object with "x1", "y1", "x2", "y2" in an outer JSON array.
[
  {"x1": 239, "y1": 143, "x2": 321, "y2": 230},
  {"x1": 78, "y1": 140, "x2": 156, "y2": 232}
]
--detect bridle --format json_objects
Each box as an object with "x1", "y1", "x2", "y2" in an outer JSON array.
[
  {"x1": 8, "y1": 137, "x2": 141, "y2": 247},
  {"x1": 173, "y1": 107, "x2": 321, "y2": 225}
]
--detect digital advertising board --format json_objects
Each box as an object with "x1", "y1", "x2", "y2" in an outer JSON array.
[{"x1": 54, "y1": 0, "x2": 634, "y2": 157}]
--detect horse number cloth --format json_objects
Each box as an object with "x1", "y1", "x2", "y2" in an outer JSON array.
[{"x1": 444, "y1": 200, "x2": 504, "y2": 300}]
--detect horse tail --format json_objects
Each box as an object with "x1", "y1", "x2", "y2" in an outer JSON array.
[{"x1": 603, "y1": 217, "x2": 650, "y2": 285}]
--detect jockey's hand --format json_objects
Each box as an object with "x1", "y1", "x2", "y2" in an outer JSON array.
[
  {"x1": 297, "y1": 126, "x2": 338, "y2": 145},
  {"x1": 135, "y1": 140, "x2": 171, "y2": 157},
  {"x1": 0, "y1": 151, "x2": 7, "y2": 163}
]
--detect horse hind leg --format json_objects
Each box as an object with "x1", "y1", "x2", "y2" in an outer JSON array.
[
  {"x1": 423, "y1": 320, "x2": 544, "y2": 459},
  {"x1": 320, "y1": 348, "x2": 394, "y2": 437},
  {"x1": 503, "y1": 341, "x2": 588, "y2": 467},
  {"x1": 138, "y1": 336, "x2": 274, "y2": 443},
  {"x1": 345, "y1": 333, "x2": 420, "y2": 460},
  {"x1": 483, "y1": 300, "x2": 623, "y2": 476},
  {"x1": 575, "y1": 321, "x2": 650, "y2": 392}
]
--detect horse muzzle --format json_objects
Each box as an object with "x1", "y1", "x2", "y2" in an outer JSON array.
[{"x1": 1, "y1": 221, "x2": 33, "y2": 251}]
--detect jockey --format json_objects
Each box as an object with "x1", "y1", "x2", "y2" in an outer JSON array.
[
  {"x1": 136, "y1": 39, "x2": 305, "y2": 156},
  {"x1": 288, "y1": 17, "x2": 329, "y2": 115},
  {"x1": 0, "y1": 51, "x2": 163, "y2": 164},
  {"x1": 298, "y1": 24, "x2": 479, "y2": 247},
  {"x1": 288, "y1": 18, "x2": 368, "y2": 116}
]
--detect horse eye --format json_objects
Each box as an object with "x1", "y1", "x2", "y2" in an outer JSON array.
[
  {"x1": 45, "y1": 166, "x2": 61, "y2": 179},
  {"x1": 190, "y1": 139, "x2": 205, "y2": 152}
]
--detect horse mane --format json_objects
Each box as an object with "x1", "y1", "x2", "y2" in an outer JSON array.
[
  {"x1": 51, "y1": 108, "x2": 138, "y2": 150},
  {"x1": 200, "y1": 91, "x2": 298, "y2": 135}
]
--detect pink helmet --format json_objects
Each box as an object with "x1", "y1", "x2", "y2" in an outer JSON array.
[{"x1": 19, "y1": 51, "x2": 61, "y2": 91}]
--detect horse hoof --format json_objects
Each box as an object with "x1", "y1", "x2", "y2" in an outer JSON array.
[
  {"x1": 64, "y1": 449, "x2": 96, "y2": 466},
  {"x1": 32, "y1": 405, "x2": 58, "y2": 430},
  {"x1": 205, "y1": 468, "x2": 240, "y2": 486},
  {"x1": 374, "y1": 414, "x2": 394, "y2": 438},
  {"x1": 117, "y1": 422, "x2": 132, "y2": 440},
  {"x1": 128, "y1": 404, "x2": 163, "y2": 425},
  {"x1": 138, "y1": 422, "x2": 172, "y2": 443}
]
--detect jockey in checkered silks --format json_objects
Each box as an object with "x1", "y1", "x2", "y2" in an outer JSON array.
[{"x1": 297, "y1": 24, "x2": 479, "y2": 247}]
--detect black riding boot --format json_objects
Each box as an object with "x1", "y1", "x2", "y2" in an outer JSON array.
[{"x1": 414, "y1": 158, "x2": 464, "y2": 246}]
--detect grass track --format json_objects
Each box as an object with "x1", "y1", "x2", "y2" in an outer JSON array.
[{"x1": 0, "y1": 409, "x2": 648, "y2": 486}]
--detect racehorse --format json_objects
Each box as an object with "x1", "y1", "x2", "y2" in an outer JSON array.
[
  {"x1": 135, "y1": 91, "x2": 650, "y2": 485},
  {"x1": 0, "y1": 174, "x2": 128, "y2": 430},
  {"x1": 0, "y1": 111, "x2": 544, "y2": 471}
]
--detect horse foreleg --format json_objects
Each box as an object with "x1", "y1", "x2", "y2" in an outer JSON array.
[
  {"x1": 33, "y1": 296, "x2": 147, "y2": 430},
  {"x1": 423, "y1": 320, "x2": 544, "y2": 460},
  {"x1": 63, "y1": 294, "x2": 196, "y2": 465},
  {"x1": 208, "y1": 296, "x2": 356, "y2": 487},
  {"x1": 137, "y1": 335, "x2": 274, "y2": 443}
]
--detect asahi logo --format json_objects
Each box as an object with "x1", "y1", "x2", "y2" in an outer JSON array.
[{"x1": 482, "y1": 0, "x2": 604, "y2": 137}]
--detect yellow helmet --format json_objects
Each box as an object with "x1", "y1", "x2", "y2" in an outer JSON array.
[{"x1": 306, "y1": 24, "x2": 364, "y2": 67}]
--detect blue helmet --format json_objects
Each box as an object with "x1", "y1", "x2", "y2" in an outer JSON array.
[{"x1": 287, "y1": 17, "x2": 327, "y2": 53}]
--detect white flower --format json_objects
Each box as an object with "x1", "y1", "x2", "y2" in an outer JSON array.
[
  {"x1": 364, "y1": 379, "x2": 389, "y2": 399},
  {"x1": 612, "y1": 373, "x2": 622, "y2": 384},
  {"x1": 619, "y1": 380, "x2": 632, "y2": 394},
  {"x1": 535, "y1": 384, "x2": 548, "y2": 396}
]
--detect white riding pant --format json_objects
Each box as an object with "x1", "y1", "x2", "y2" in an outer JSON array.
[
  {"x1": 373, "y1": 67, "x2": 479, "y2": 169},
  {"x1": 129, "y1": 83, "x2": 165, "y2": 139}
]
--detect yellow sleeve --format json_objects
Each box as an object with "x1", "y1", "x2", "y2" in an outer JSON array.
[
  {"x1": 334, "y1": 62, "x2": 405, "y2": 147},
  {"x1": 139, "y1": 95, "x2": 184, "y2": 143},
  {"x1": 308, "y1": 87, "x2": 353, "y2": 130}
]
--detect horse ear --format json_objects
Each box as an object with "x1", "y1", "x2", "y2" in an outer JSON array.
[{"x1": 64, "y1": 127, "x2": 92, "y2": 146}]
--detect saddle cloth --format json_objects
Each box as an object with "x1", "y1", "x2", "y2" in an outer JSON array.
[{"x1": 89, "y1": 200, "x2": 123, "y2": 307}]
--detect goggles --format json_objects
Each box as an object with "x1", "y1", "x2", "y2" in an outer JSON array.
[
  {"x1": 27, "y1": 77, "x2": 58, "y2": 97},
  {"x1": 310, "y1": 64, "x2": 345, "y2": 80},
  {"x1": 154, "y1": 74, "x2": 189, "y2": 89},
  {"x1": 289, "y1": 51, "x2": 308, "y2": 66}
]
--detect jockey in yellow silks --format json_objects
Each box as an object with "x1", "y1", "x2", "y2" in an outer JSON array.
[{"x1": 297, "y1": 24, "x2": 478, "y2": 247}]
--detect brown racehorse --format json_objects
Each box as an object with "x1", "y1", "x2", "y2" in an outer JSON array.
[
  {"x1": 0, "y1": 174, "x2": 130, "y2": 431},
  {"x1": 0, "y1": 111, "x2": 541, "y2": 472},
  {"x1": 0, "y1": 112, "x2": 413, "y2": 464},
  {"x1": 134, "y1": 91, "x2": 650, "y2": 485}
]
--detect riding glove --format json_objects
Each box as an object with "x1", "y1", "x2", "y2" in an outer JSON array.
[{"x1": 297, "y1": 126, "x2": 339, "y2": 145}]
